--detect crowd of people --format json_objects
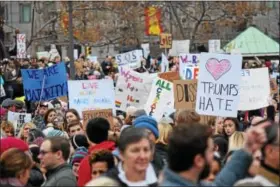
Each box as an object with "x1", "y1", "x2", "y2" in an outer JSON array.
[{"x1": 0, "y1": 53, "x2": 279, "y2": 187}]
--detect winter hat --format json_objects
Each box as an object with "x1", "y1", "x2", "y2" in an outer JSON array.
[
  {"x1": 70, "y1": 134, "x2": 89, "y2": 150},
  {"x1": 0, "y1": 137, "x2": 29, "y2": 155},
  {"x1": 32, "y1": 137, "x2": 45, "y2": 147},
  {"x1": 125, "y1": 106, "x2": 137, "y2": 117},
  {"x1": 1, "y1": 98, "x2": 14, "y2": 108},
  {"x1": 86, "y1": 117, "x2": 110, "y2": 144},
  {"x1": 47, "y1": 129, "x2": 66, "y2": 137},
  {"x1": 133, "y1": 109, "x2": 147, "y2": 119},
  {"x1": 133, "y1": 116, "x2": 159, "y2": 138},
  {"x1": 29, "y1": 144, "x2": 40, "y2": 164},
  {"x1": 70, "y1": 147, "x2": 88, "y2": 165}
]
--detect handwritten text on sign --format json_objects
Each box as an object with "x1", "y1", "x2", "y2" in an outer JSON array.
[
  {"x1": 82, "y1": 109, "x2": 113, "y2": 129},
  {"x1": 174, "y1": 80, "x2": 197, "y2": 109},
  {"x1": 196, "y1": 53, "x2": 242, "y2": 117},
  {"x1": 160, "y1": 33, "x2": 172, "y2": 49},
  {"x1": 238, "y1": 68, "x2": 270, "y2": 111},
  {"x1": 21, "y1": 63, "x2": 68, "y2": 101},
  {"x1": 115, "y1": 50, "x2": 142, "y2": 69},
  {"x1": 7, "y1": 111, "x2": 32, "y2": 130},
  {"x1": 17, "y1": 34, "x2": 26, "y2": 58},
  {"x1": 68, "y1": 79, "x2": 115, "y2": 117}
]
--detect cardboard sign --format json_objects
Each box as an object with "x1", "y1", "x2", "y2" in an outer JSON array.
[
  {"x1": 238, "y1": 68, "x2": 270, "y2": 111},
  {"x1": 184, "y1": 67, "x2": 199, "y2": 80},
  {"x1": 21, "y1": 63, "x2": 68, "y2": 101},
  {"x1": 160, "y1": 33, "x2": 172, "y2": 49},
  {"x1": 82, "y1": 109, "x2": 113, "y2": 129},
  {"x1": 158, "y1": 71, "x2": 180, "y2": 82},
  {"x1": 115, "y1": 50, "x2": 142, "y2": 69},
  {"x1": 37, "y1": 51, "x2": 50, "y2": 60},
  {"x1": 141, "y1": 43, "x2": 150, "y2": 59},
  {"x1": 196, "y1": 53, "x2": 242, "y2": 117},
  {"x1": 179, "y1": 54, "x2": 199, "y2": 78},
  {"x1": 115, "y1": 67, "x2": 155, "y2": 111},
  {"x1": 161, "y1": 53, "x2": 169, "y2": 72},
  {"x1": 169, "y1": 40, "x2": 190, "y2": 56},
  {"x1": 8, "y1": 111, "x2": 32, "y2": 130},
  {"x1": 68, "y1": 79, "x2": 115, "y2": 117},
  {"x1": 17, "y1": 34, "x2": 26, "y2": 59},
  {"x1": 208, "y1": 40, "x2": 221, "y2": 53},
  {"x1": 145, "y1": 78, "x2": 174, "y2": 121},
  {"x1": 174, "y1": 80, "x2": 197, "y2": 109}
]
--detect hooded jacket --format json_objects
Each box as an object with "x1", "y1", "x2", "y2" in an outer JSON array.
[{"x1": 77, "y1": 141, "x2": 115, "y2": 186}]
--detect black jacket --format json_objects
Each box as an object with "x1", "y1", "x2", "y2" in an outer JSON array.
[
  {"x1": 155, "y1": 143, "x2": 168, "y2": 166},
  {"x1": 152, "y1": 149, "x2": 165, "y2": 176},
  {"x1": 28, "y1": 166, "x2": 44, "y2": 187}
]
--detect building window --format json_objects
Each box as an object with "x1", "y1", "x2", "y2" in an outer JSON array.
[
  {"x1": 19, "y1": 3, "x2": 31, "y2": 23},
  {"x1": 4, "y1": 5, "x2": 8, "y2": 21}
]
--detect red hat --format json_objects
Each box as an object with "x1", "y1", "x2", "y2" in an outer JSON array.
[{"x1": 0, "y1": 137, "x2": 29, "y2": 155}]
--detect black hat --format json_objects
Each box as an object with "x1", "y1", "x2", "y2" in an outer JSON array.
[
  {"x1": 70, "y1": 134, "x2": 89, "y2": 150},
  {"x1": 86, "y1": 117, "x2": 110, "y2": 144}
]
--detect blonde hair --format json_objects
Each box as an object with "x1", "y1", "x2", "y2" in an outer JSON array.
[
  {"x1": 156, "y1": 122, "x2": 172, "y2": 145},
  {"x1": 85, "y1": 176, "x2": 119, "y2": 186},
  {"x1": 228, "y1": 131, "x2": 245, "y2": 152},
  {"x1": 17, "y1": 122, "x2": 36, "y2": 142},
  {"x1": 214, "y1": 117, "x2": 225, "y2": 135}
]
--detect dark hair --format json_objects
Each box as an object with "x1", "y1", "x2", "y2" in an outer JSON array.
[
  {"x1": 224, "y1": 118, "x2": 240, "y2": 131},
  {"x1": 27, "y1": 128, "x2": 45, "y2": 144},
  {"x1": 86, "y1": 117, "x2": 110, "y2": 144},
  {"x1": 29, "y1": 145, "x2": 40, "y2": 164},
  {"x1": 45, "y1": 136, "x2": 70, "y2": 161},
  {"x1": 65, "y1": 109, "x2": 81, "y2": 123},
  {"x1": 89, "y1": 150, "x2": 115, "y2": 170},
  {"x1": 113, "y1": 116, "x2": 124, "y2": 127},
  {"x1": 67, "y1": 120, "x2": 82, "y2": 133},
  {"x1": 261, "y1": 122, "x2": 279, "y2": 158},
  {"x1": 44, "y1": 108, "x2": 56, "y2": 124},
  {"x1": 212, "y1": 135, "x2": 228, "y2": 159},
  {"x1": 0, "y1": 148, "x2": 32, "y2": 178},
  {"x1": 118, "y1": 127, "x2": 152, "y2": 153},
  {"x1": 168, "y1": 123, "x2": 212, "y2": 172},
  {"x1": 266, "y1": 105, "x2": 275, "y2": 121}
]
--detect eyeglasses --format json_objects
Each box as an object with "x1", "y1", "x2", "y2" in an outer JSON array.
[{"x1": 39, "y1": 150, "x2": 51, "y2": 155}]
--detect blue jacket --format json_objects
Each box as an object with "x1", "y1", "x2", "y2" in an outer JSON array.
[{"x1": 160, "y1": 149, "x2": 252, "y2": 186}]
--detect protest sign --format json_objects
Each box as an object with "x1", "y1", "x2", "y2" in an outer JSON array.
[
  {"x1": 87, "y1": 56, "x2": 98, "y2": 63},
  {"x1": 179, "y1": 54, "x2": 199, "y2": 78},
  {"x1": 115, "y1": 67, "x2": 155, "y2": 111},
  {"x1": 68, "y1": 79, "x2": 115, "y2": 117},
  {"x1": 74, "y1": 49, "x2": 78, "y2": 60},
  {"x1": 21, "y1": 63, "x2": 68, "y2": 101},
  {"x1": 238, "y1": 68, "x2": 270, "y2": 111},
  {"x1": 145, "y1": 77, "x2": 174, "y2": 121},
  {"x1": 0, "y1": 84, "x2": 5, "y2": 97},
  {"x1": 174, "y1": 80, "x2": 197, "y2": 109},
  {"x1": 208, "y1": 40, "x2": 221, "y2": 53},
  {"x1": 82, "y1": 109, "x2": 113, "y2": 129},
  {"x1": 169, "y1": 40, "x2": 190, "y2": 56},
  {"x1": 8, "y1": 111, "x2": 32, "y2": 130},
  {"x1": 49, "y1": 44, "x2": 60, "y2": 61},
  {"x1": 196, "y1": 53, "x2": 242, "y2": 117},
  {"x1": 17, "y1": 34, "x2": 26, "y2": 58},
  {"x1": 37, "y1": 51, "x2": 50, "y2": 60},
  {"x1": 184, "y1": 67, "x2": 199, "y2": 80},
  {"x1": 160, "y1": 33, "x2": 172, "y2": 49},
  {"x1": 158, "y1": 71, "x2": 180, "y2": 83},
  {"x1": 141, "y1": 43, "x2": 150, "y2": 59},
  {"x1": 115, "y1": 50, "x2": 142, "y2": 69},
  {"x1": 161, "y1": 53, "x2": 169, "y2": 72}
]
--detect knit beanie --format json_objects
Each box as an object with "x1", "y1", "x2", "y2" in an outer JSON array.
[
  {"x1": 70, "y1": 147, "x2": 88, "y2": 165},
  {"x1": 133, "y1": 109, "x2": 147, "y2": 119},
  {"x1": 0, "y1": 137, "x2": 29, "y2": 155},
  {"x1": 86, "y1": 118, "x2": 110, "y2": 144},
  {"x1": 47, "y1": 129, "x2": 66, "y2": 137},
  {"x1": 133, "y1": 116, "x2": 159, "y2": 138},
  {"x1": 70, "y1": 134, "x2": 89, "y2": 150}
]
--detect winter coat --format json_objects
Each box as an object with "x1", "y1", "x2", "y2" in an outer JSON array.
[
  {"x1": 28, "y1": 166, "x2": 44, "y2": 187},
  {"x1": 155, "y1": 143, "x2": 168, "y2": 166},
  {"x1": 160, "y1": 149, "x2": 253, "y2": 186}
]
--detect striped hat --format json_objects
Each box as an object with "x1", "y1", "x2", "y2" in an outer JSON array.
[{"x1": 71, "y1": 147, "x2": 88, "y2": 165}]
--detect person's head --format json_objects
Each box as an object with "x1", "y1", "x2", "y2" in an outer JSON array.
[
  {"x1": 38, "y1": 102, "x2": 49, "y2": 116},
  {"x1": 261, "y1": 121, "x2": 279, "y2": 170},
  {"x1": 44, "y1": 108, "x2": 57, "y2": 124},
  {"x1": 207, "y1": 117, "x2": 216, "y2": 135},
  {"x1": 251, "y1": 116, "x2": 265, "y2": 126},
  {"x1": 89, "y1": 150, "x2": 115, "y2": 180},
  {"x1": 27, "y1": 128, "x2": 45, "y2": 145},
  {"x1": 212, "y1": 135, "x2": 228, "y2": 159},
  {"x1": 223, "y1": 118, "x2": 239, "y2": 137},
  {"x1": 1, "y1": 121, "x2": 15, "y2": 137},
  {"x1": 67, "y1": 120, "x2": 84, "y2": 137},
  {"x1": 70, "y1": 134, "x2": 89, "y2": 150},
  {"x1": 131, "y1": 109, "x2": 147, "y2": 122},
  {"x1": 18, "y1": 122, "x2": 36, "y2": 141},
  {"x1": 133, "y1": 116, "x2": 159, "y2": 142},
  {"x1": 38, "y1": 136, "x2": 70, "y2": 170},
  {"x1": 37, "y1": 59, "x2": 45, "y2": 68},
  {"x1": 54, "y1": 56, "x2": 61, "y2": 63},
  {"x1": 215, "y1": 117, "x2": 224, "y2": 135},
  {"x1": 71, "y1": 147, "x2": 88, "y2": 178},
  {"x1": 175, "y1": 109, "x2": 200, "y2": 126},
  {"x1": 112, "y1": 116, "x2": 123, "y2": 132},
  {"x1": 65, "y1": 109, "x2": 81, "y2": 124},
  {"x1": 118, "y1": 127, "x2": 153, "y2": 174},
  {"x1": 124, "y1": 106, "x2": 137, "y2": 125},
  {"x1": 204, "y1": 154, "x2": 222, "y2": 182},
  {"x1": 0, "y1": 148, "x2": 32, "y2": 185},
  {"x1": 156, "y1": 122, "x2": 172, "y2": 145},
  {"x1": 168, "y1": 123, "x2": 213, "y2": 181},
  {"x1": 29, "y1": 144, "x2": 41, "y2": 164},
  {"x1": 228, "y1": 131, "x2": 245, "y2": 152},
  {"x1": 85, "y1": 176, "x2": 119, "y2": 186},
  {"x1": 0, "y1": 137, "x2": 29, "y2": 155},
  {"x1": 86, "y1": 118, "x2": 110, "y2": 144}
]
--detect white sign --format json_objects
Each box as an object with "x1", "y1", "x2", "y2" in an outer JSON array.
[
  {"x1": 37, "y1": 51, "x2": 51, "y2": 60},
  {"x1": 115, "y1": 50, "x2": 142, "y2": 69},
  {"x1": 196, "y1": 53, "x2": 242, "y2": 117},
  {"x1": 74, "y1": 49, "x2": 78, "y2": 60},
  {"x1": 115, "y1": 67, "x2": 156, "y2": 111},
  {"x1": 169, "y1": 40, "x2": 190, "y2": 56},
  {"x1": 7, "y1": 111, "x2": 32, "y2": 130},
  {"x1": 49, "y1": 44, "x2": 61, "y2": 62},
  {"x1": 179, "y1": 54, "x2": 199, "y2": 78},
  {"x1": 0, "y1": 84, "x2": 6, "y2": 97},
  {"x1": 208, "y1": 40, "x2": 221, "y2": 53},
  {"x1": 141, "y1": 43, "x2": 150, "y2": 59},
  {"x1": 238, "y1": 68, "x2": 270, "y2": 111},
  {"x1": 87, "y1": 56, "x2": 98, "y2": 63},
  {"x1": 161, "y1": 53, "x2": 169, "y2": 73},
  {"x1": 68, "y1": 79, "x2": 115, "y2": 117},
  {"x1": 145, "y1": 77, "x2": 174, "y2": 121},
  {"x1": 17, "y1": 34, "x2": 26, "y2": 58}
]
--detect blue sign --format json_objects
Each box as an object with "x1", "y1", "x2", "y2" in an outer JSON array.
[{"x1": 21, "y1": 63, "x2": 68, "y2": 101}]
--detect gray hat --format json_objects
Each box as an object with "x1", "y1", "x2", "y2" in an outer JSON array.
[
  {"x1": 2, "y1": 98, "x2": 24, "y2": 109},
  {"x1": 133, "y1": 109, "x2": 147, "y2": 118}
]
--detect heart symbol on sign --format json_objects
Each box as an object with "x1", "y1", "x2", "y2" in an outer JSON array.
[{"x1": 205, "y1": 58, "x2": 231, "y2": 81}]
